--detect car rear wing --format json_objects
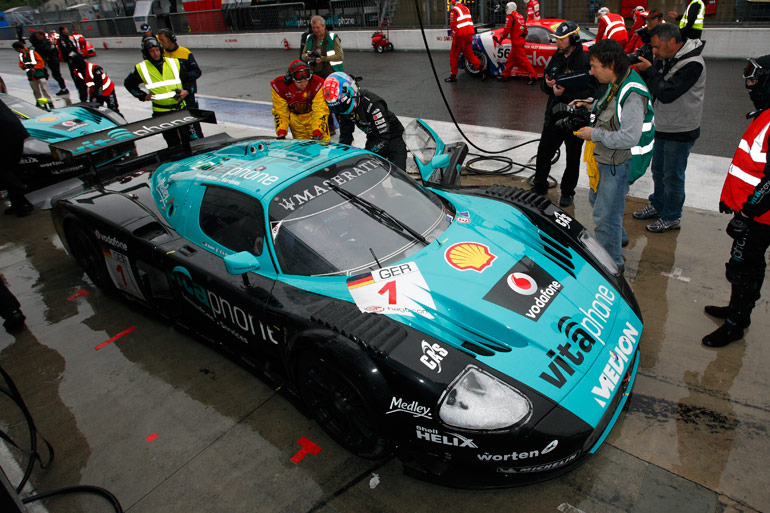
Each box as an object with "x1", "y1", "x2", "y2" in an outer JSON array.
[
  {"x1": 48, "y1": 108, "x2": 217, "y2": 161},
  {"x1": 28, "y1": 109, "x2": 223, "y2": 210}
]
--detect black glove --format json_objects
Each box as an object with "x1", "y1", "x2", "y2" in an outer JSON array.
[
  {"x1": 726, "y1": 214, "x2": 750, "y2": 240},
  {"x1": 277, "y1": 135, "x2": 285, "y2": 140},
  {"x1": 719, "y1": 201, "x2": 734, "y2": 214}
]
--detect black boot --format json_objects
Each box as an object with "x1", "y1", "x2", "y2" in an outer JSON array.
[
  {"x1": 704, "y1": 305, "x2": 729, "y2": 319},
  {"x1": 702, "y1": 320, "x2": 745, "y2": 348}
]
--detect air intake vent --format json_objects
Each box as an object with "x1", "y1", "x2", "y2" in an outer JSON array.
[
  {"x1": 484, "y1": 185, "x2": 552, "y2": 210},
  {"x1": 539, "y1": 232, "x2": 576, "y2": 278}
]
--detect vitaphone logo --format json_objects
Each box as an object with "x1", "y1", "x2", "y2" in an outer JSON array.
[
  {"x1": 72, "y1": 117, "x2": 197, "y2": 154},
  {"x1": 169, "y1": 268, "x2": 280, "y2": 345},
  {"x1": 539, "y1": 286, "x2": 616, "y2": 389}
]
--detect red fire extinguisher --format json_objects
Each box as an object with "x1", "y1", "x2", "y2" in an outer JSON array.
[{"x1": 282, "y1": 39, "x2": 290, "y2": 51}]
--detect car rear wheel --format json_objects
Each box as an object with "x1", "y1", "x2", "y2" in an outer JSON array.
[
  {"x1": 296, "y1": 351, "x2": 391, "y2": 459},
  {"x1": 64, "y1": 222, "x2": 115, "y2": 293},
  {"x1": 463, "y1": 50, "x2": 488, "y2": 77}
]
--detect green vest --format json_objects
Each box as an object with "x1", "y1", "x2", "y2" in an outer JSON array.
[
  {"x1": 593, "y1": 69, "x2": 655, "y2": 183},
  {"x1": 304, "y1": 31, "x2": 344, "y2": 75},
  {"x1": 680, "y1": 0, "x2": 705, "y2": 31},
  {"x1": 136, "y1": 57, "x2": 186, "y2": 112}
]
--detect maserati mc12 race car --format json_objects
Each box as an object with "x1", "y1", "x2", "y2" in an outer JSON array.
[{"x1": 46, "y1": 113, "x2": 642, "y2": 487}]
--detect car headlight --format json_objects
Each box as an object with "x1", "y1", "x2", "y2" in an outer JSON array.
[
  {"x1": 438, "y1": 365, "x2": 532, "y2": 430},
  {"x1": 578, "y1": 229, "x2": 619, "y2": 275}
]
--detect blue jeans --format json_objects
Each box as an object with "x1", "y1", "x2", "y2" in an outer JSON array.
[
  {"x1": 589, "y1": 160, "x2": 630, "y2": 267},
  {"x1": 649, "y1": 138, "x2": 695, "y2": 222}
]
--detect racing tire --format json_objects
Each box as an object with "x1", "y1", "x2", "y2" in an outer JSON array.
[
  {"x1": 376, "y1": 44, "x2": 385, "y2": 54},
  {"x1": 463, "y1": 50, "x2": 488, "y2": 78},
  {"x1": 296, "y1": 351, "x2": 391, "y2": 459},
  {"x1": 387, "y1": 43, "x2": 394, "y2": 52},
  {"x1": 64, "y1": 222, "x2": 115, "y2": 293}
]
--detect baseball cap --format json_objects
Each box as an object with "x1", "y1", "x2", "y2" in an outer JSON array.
[{"x1": 554, "y1": 21, "x2": 580, "y2": 40}]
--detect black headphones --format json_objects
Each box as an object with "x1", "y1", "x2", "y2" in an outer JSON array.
[
  {"x1": 283, "y1": 71, "x2": 292, "y2": 84},
  {"x1": 158, "y1": 28, "x2": 177, "y2": 44}
]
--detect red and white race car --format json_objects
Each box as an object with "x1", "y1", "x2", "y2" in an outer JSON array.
[
  {"x1": 460, "y1": 18, "x2": 596, "y2": 79},
  {"x1": 48, "y1": 31, "x2": 96, "y2": 59}
]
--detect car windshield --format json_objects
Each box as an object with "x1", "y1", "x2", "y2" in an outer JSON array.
[
  {"x1": 0, "y1": 94, "x2": 43, "y2": 119},
  {"x1": 269, "y1": 155, "x2": 452, "y2": 276}
]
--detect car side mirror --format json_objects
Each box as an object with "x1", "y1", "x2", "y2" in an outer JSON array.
[{"x1": 224, "y1": 251, "x2": 260, "y2": 275}]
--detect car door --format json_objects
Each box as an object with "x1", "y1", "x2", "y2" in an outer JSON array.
[{"x1": 165, "y1": 184, "x2": 284, "y2": 359}]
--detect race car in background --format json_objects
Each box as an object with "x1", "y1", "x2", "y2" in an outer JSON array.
[
  {"x1": 45, "y1": 113, "x2": 643, "y2": 487},
  {"x1": 1, "y1": 92, "x2": 132, "y2": 204},
  {"x1": 461, "y1": 19, "x2": 596, "y2": 79}
]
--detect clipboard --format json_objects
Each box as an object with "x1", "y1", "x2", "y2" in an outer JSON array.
[{"x1": 555, "y1": 70, "x2": 590, "y2": 89}]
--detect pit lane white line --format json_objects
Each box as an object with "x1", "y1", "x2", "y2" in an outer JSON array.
[{"x1": 4, "y1": 73, "x2": 731, "y2": 214}]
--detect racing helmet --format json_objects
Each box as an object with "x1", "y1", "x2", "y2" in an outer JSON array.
[
  {"x1": 744, "y1": 55, "x2": 770, "y2": 111},
  {"x1": 506, "y1": 2, "x2": 517, "y2": 15},
  {"x1": 323, "y1": 72, "x2": 359, "y2": 115},
  {"x1": 142, "y1": 36, "x2": 163, "y2": 61},
  {"x1": 554, "y1": 20, "x2": 581, "y2": 45},
  {"x1": 598, "y1": 6, "x2": 610, "y2": 16},
  {"x1": 140, "y1": 23, "x2": 151, "y2": 33}
]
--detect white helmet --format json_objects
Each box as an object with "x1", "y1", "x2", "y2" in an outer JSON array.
[
  {"x1": 598, "y1": 6, "x2": 610, "y2": 16},
  {"x1": 506, "y1": 2, "x2": 517, "y2": 14}
]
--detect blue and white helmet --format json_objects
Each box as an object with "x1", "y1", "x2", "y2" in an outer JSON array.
[{"x1": 323, "y1": 72, "x2": 359, "y2": 115}]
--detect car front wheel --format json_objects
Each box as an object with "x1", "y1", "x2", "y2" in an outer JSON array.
[{"x1": 296, "y1": 351, "x2": 391, "y2": 459}]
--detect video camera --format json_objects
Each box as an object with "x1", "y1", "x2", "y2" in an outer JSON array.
[
  {"x1": 548, "y1": 67, "x2": 591, "y2": 89},
  {"x1": 627, "y1": 27, "x2": 653, "y2": 65},
  {"x1": 552, "y1": 103, "x2": 592, "y2": 132}
]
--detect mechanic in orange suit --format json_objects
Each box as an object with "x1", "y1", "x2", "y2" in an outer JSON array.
[
  {"x1": 496, "y1": 2, "x2": 536, "y2": 84},
  {"x1": 445, "y1": 0, "x2": 485, "y2": 83},
  {"x1": 270, "y1": 60, "x2": 330, "y2": 141},
  {"x1": 596, "y1": 7, "x2": 629, "y2": 47}
]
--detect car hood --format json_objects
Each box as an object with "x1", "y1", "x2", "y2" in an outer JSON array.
[
  {"x1": 22, "y1": 106, "x2": 119, "y2": 143},
  {"x1": 279, "y1": 192, "x2": 642, "y2": 427}
]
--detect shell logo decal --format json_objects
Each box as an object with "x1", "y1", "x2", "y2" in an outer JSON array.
[{"x1": 444, "y1": 242, "x2": 496, "y2": 272}]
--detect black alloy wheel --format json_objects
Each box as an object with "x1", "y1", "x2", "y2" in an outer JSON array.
[
  {"x1": 297, "y1": 352, "x2": 390, "y2": 459},
  {"x1": 64, "y1": 222, "x2": 115, "y2": 292}
]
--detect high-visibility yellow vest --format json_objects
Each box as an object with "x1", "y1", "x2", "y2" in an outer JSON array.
[
  {"x1": 680, "y1": 0, "x2": 705, "y2": 31},
  {"x1": 136, "y1": 57, "x2": 186, "y2": 112}
]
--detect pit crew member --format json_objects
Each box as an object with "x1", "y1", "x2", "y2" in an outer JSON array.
[
  {"x1": 445, "y1": 0, "x2": 485, "y2": 83},
  {"x1": 596, "y1": 7, "x2": 629, "y2": 47},
  {"x1": 271, "y1": 60, "x2": 330, "y2": 141},
  {"x1": 124, "y1": 37, "x2": 194, "y2": 148},
  {"x1": 703, "y1": 55, "x2": 770, "y2": 347},
  {"x1": 496, "y1": 2, "x2": 536, "y2": 84},
  {"x1": 69, "y1": 52, "x2": 120, "y2": 114}
]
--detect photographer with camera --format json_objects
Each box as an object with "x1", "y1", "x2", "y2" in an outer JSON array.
[
  {"x1": 633, "y1": 23, "x2": 706, "y2": 233},
  {"x1": 574, "y1": 39, "x2": 655, "y2": 271},
  {"x1": 702, "y1": 55, "x2": 770, "y2": 347},
  {"x1": 532, "y1": 21, "x2": 601, "y2": 207}
]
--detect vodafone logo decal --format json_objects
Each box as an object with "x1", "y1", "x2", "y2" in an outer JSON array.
[{"x1": 507, "y1": 273, "x2": 537, "y2": 295}]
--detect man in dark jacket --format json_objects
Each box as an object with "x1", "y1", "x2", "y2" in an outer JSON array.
[
  {"x1": 532, "y1": 21, "x2": 602, "y2": 207},
  {"x1": 0, "y1": 98, "x2": 33, "y2": 217},
  {"x1": 31, "y1": 30, "x2": 69, "y2": 95},
  {"x1": 322, "y1": 72, "x2": 407, "y2": 170},
  {"x1": 57, "y1": 26, "x2": 87, "y2": 101}
]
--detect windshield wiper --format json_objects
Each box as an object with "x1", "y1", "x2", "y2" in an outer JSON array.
[{"x1": 328, "y1": 183, "x2": 430, "y2": 246}]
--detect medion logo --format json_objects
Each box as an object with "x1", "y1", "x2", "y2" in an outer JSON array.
[{"x1": 72, "y1": 117, "x2": 198, "y2": 154}]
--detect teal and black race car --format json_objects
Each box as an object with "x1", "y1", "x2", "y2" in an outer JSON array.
[
  {"x1": 48, "y1": 113, "x2": 642, "y2": 487},
  {"x1": 1, "y1": 92, "x2": 133, "y2": 202}
]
